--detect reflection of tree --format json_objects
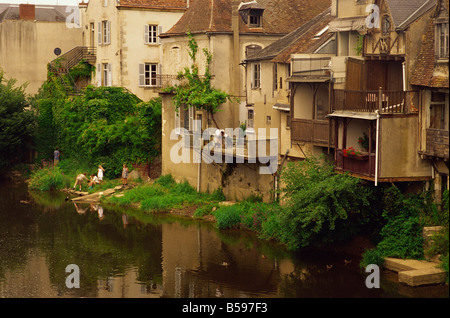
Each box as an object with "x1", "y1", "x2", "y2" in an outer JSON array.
[
  {"x1": 34, "y1": 200, "x2": 164, "y2": 297},
  {"x1": 0, "y1": 183, "x2": 39, "y2": 281}
]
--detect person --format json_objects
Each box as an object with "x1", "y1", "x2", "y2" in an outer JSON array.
[
  {"x1": 97, "y1": 165, "x2": 105, "y2": 183},
  {"x1": 88, "y1": 174, "x2": 99, "y2": 189},
  {"x1": 53, "y1": 147, "x2": 60, "y2": 167},
  {"x1": 122, "y1": 164, "x2": 128, "y2": 186},
  {"x1": 73, "y1": 172, "x2": 88, "y2": 191}
]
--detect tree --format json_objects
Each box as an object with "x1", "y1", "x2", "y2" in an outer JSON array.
[
  {"x1": 0, "y1": 71, "x2": 36, "y2": 171},
  {"x1": 163, "y1": 32, "x2": 238, "y2": 128}
]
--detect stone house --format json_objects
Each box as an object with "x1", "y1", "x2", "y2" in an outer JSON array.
[
  {"x1": 410, "y1": 0, "x2": 449, "y2": 202},
  {"x1": 159, "y1": 0, "x2": 331, "y2": 201},
  {"x1": 0, "y1": 3, "x2": 83, "y2": 95}
]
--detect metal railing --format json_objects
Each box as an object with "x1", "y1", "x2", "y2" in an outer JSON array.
[{"x1": 49, "y1": 46, "x2": 96, "y2": 73}]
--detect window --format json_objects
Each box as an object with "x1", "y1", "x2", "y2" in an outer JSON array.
[
  {"x1": 98, "y1": 21, "x2": 111, "y2": 45},
  {"x1": 145, "y1": 25, "x2": 161, "y2": 44},
  {"x1": 436, "y1": 22, "x2": 449, "y2": 58},
  {"x1": 97, "y1": 63, "x2": 112, "y2": 87},
  {"x1": 139, "y1": 63, "x2": 161, "y2": 87},
  {"x1": 247, "y1": 109, "x2": 254, "y2": 129},
  {"x1": 251, "y1": 63, "x2": 261, "y2": 89},
  {"x1": 245, "y1": 45, "x2": 262, "y2": 58},
  {"x1": 382, "y1": 16, "x2": 390, "y2": 36},
  {"x1": 249, "y1": 12, "x2": 261, "y2": 27},
  {"x1": 429, "y1": 92, "x2": 448, "y2": 130}
]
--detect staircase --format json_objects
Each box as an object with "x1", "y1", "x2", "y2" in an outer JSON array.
[{"x1": 49, "y1": 46, "x2": 96, "y2": 95}]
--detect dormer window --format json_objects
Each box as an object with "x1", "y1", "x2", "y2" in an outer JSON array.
[
  {"x1": 238, "y1": 1, "x2": 265, "y2": 28},
  {"x1": 249, "y1": 12, "x2": 261, "y2": 27},
  {"x1": 382, "y1": 16, "x2": 390, "y2": 37}
]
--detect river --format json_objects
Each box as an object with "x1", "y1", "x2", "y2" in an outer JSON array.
[{"x1": 0, "y1": 181, "x2": 448, "y2": 299}]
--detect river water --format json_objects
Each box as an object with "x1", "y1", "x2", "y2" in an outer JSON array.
[{"x1": 0, "y1": 181, "x2": 448, "y2": 299}]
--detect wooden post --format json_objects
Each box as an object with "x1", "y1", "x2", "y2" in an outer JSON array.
[{"x1": 378, "y1": 87, "x2": 383, "y2": 112}]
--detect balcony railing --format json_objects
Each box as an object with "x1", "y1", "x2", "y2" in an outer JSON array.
[
  {"x1": 291, "y1": 119, "x2": 333, "y2": 145},
  {"x1": 332, "y1": 89, "x2": 418, "y2": 114},
  {"x1": 335, "y1": 149, "x2": 376, "y2": 177},
  {"x1": 291, "y1": 57, "x2": 332, "y2": 79}
]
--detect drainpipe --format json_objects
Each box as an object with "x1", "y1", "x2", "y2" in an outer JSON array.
[
  {"x1": 402, "y1": 62, "x2": 406, "y2": 91},
  {"x1": 375, "y1": 109, "x2": 380, "y2": 186}
]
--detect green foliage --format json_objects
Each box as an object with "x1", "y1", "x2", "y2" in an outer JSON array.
[
  {"x1": 276, "y1": 156, "x2": 374, "y2": 250},
  {"x1": 28, "y1": 167, "x2": 70, "y2": 191},
  {"x1": 32, "y1": 75, "x2": 162, "y2": 178},
  {"x1": 162, "y1": 32, "x2": 238, "y2": 128},
  {"x1": 214, "y1": 204, "x2": 242, "y2": 229},
  {"x1": 68, "y1": 60, "x2": 95, "y2": 81},
  {"x1": 375, "y1": 185, "x2": 425, "y2": 259},
  {"x1": 360, "y1": 248, "x2": 385, "y2": 269},
  {"x1": 0, "y1": 71, "x2": 36, "y2": 170}
]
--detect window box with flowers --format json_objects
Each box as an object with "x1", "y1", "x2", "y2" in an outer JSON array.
[{"x1": 342, "y1": 147, "x2": 369, "y2": 160}]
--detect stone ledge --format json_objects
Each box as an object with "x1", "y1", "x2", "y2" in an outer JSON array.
[{"x1": 384, "y1": 257, "x2": 446, "y2": 287}]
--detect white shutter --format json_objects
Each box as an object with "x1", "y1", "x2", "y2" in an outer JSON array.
[
  {"x1": 175, "y1": 111, "x2": 181, "y2": 135},
  {"x1": 97, "y1": 63, "x2": 101, "y2": 86},
  {"x1": 106, "y1": 21, "x2": 111, "y2": 44},
  {"x1": 98, "y1": 22, "x2": 102, "y2": 44},
  {"x1": 107, "y1": 63, "x2": 112, "y2": 86},
  {"x1": 144, "y1": 25, "x2": 149, "y2": 44},
  {"x1": 139, "y1": 63, "x2": 145, "y2": 86},
  {"x1": 158, "y1": 25, "x2": 163, "y2": 44}
]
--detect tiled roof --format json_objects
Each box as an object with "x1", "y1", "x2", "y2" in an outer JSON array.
[
  {"x1": 410, "y1": 0, "x2": 449, "y2": 88},
  {"x1": 245, "y1": 8, "x2": 333, "y2": 62},
  {"x1": 163, "y1": 0, "x2": 331, "y2": 36},
  {"x1": 117, "y1": 0, "x2": 188, "y2": 9},
  {"x1": 386, "y1": 0, "x2": 437, "y2": 30}
]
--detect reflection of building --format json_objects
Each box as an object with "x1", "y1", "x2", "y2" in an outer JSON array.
[{"x1": 0, "y1": 3, "x2": 83, "y2": 94}]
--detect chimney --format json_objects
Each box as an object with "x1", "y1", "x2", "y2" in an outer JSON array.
[{"x1": 19, "y1": 4, "x2": 36, "y2": 20}]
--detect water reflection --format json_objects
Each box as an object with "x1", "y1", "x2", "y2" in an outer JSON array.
[{"x1": 0, "y1": 182, "x2": 448, "y2": 298}]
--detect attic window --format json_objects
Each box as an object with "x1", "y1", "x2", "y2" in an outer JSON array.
[
  {"x1": 249, "y1": 12, "x2": 261, "y2": 27},
  {"x1": 436, "y1": 22, "x2": 449, "y2": 59}
]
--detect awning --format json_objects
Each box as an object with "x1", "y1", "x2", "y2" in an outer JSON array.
[
  {"x1": 327, "y1": 111, "x2": 378, "y2": 120},
  {"x1": 329, "y1": 17, "x2": 367, "y2": 32},
  {"x1": 273, "y1": 103, "x2": 290, "y2": 112}
]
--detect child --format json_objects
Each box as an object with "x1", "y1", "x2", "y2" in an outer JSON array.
[
  {"x1": 73, "y1": 173, "x2": 88, "y2": 191},
  {"x1": 122, "y1": 164, "x2": 128, "y2": 186},
  {"x1": 88, "y1": 174, "x2": 99, "y2": 189},
  {"x1": 97, "y1": 165, "x2": 105, "y2": 184}
]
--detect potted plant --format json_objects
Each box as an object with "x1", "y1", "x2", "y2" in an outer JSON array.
[{"x1": 358, "y1": 132, "x2": 370, "y2": 152}]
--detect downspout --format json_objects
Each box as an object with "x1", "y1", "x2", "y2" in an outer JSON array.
[
  {"x1": 375, "y1": 109, "x2": 380, "y2": 186},
  {"x1": 402, "y1": 62, "x2": 406, "y2": 91}
]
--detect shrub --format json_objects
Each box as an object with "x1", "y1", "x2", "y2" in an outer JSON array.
[
  {"x1": 214, "y1": 205, "x2": 242, "y2": 229},
  {"x1": 360, "y1": 248, "x2": 385, "y2": 269},
  {"x1": 28, "y1": 167, "x2": 69, "y2": 191},
  {"x1": 154, "y1": 174, "x2": 175, "y2": 188}
]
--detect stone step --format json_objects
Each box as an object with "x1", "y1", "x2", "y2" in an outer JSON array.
[{"x1": 384, "y1": 257, "x2": 446, "y2": 287}]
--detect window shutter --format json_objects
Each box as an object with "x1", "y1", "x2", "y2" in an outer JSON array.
[
  {"x1": 175, "y1": 111, "x2": 180, "y2": 135},
  {"x1": 106, "y1": 21, "x2": 111, "y2": 44},
  {"x1": 97, "y1": 64, "x2": 101, "y2": 86},
  {"x1": 98, "y1": 22, "x2": 102, "y2": 44},
  {"x1": 139, "y1": 63, "x2": 145, "y2": 86},
  {"x1": 107, "y1": 63, "x2": 112, "y2": 86},
  {"x1": 144, "y1": 25, "x2": 149, "y2": 44},
  {"x1": 158, "y1": 64, "x2": 162, "y2": 86},
  {"x1": 158, "y1": 25, "x2": 163, "y2": 44}
]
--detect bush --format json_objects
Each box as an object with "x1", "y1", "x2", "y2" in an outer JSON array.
[
  {"x1": 360, "y1": 248, "x2": 385, "y2": 269},
  {"x1": 214, "y1": 205, "x2": 242, "y2": 229},
  {"x1": 28, "y1": 167, "x2": 70, "y2": 191},
  {"x1": 276, "y1": 156, "x2": 374, "y2": 250}
]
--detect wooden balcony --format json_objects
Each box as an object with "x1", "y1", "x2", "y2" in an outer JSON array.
[
  {"x1": 332, "y1": 89, "x2": 418, "y2": 114},
  {"x1": 290, "y1": 56, "x2": 332, "y2": 81},
  {"x1": 291, "y1": 119, "x2": 333, "y2": 146},
  {"x1": 335, "y1": 149, "x2": 376, "y2": 178},
  {"x1": 424, "y1": 128, "x2": 449, "y2": 159}
]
